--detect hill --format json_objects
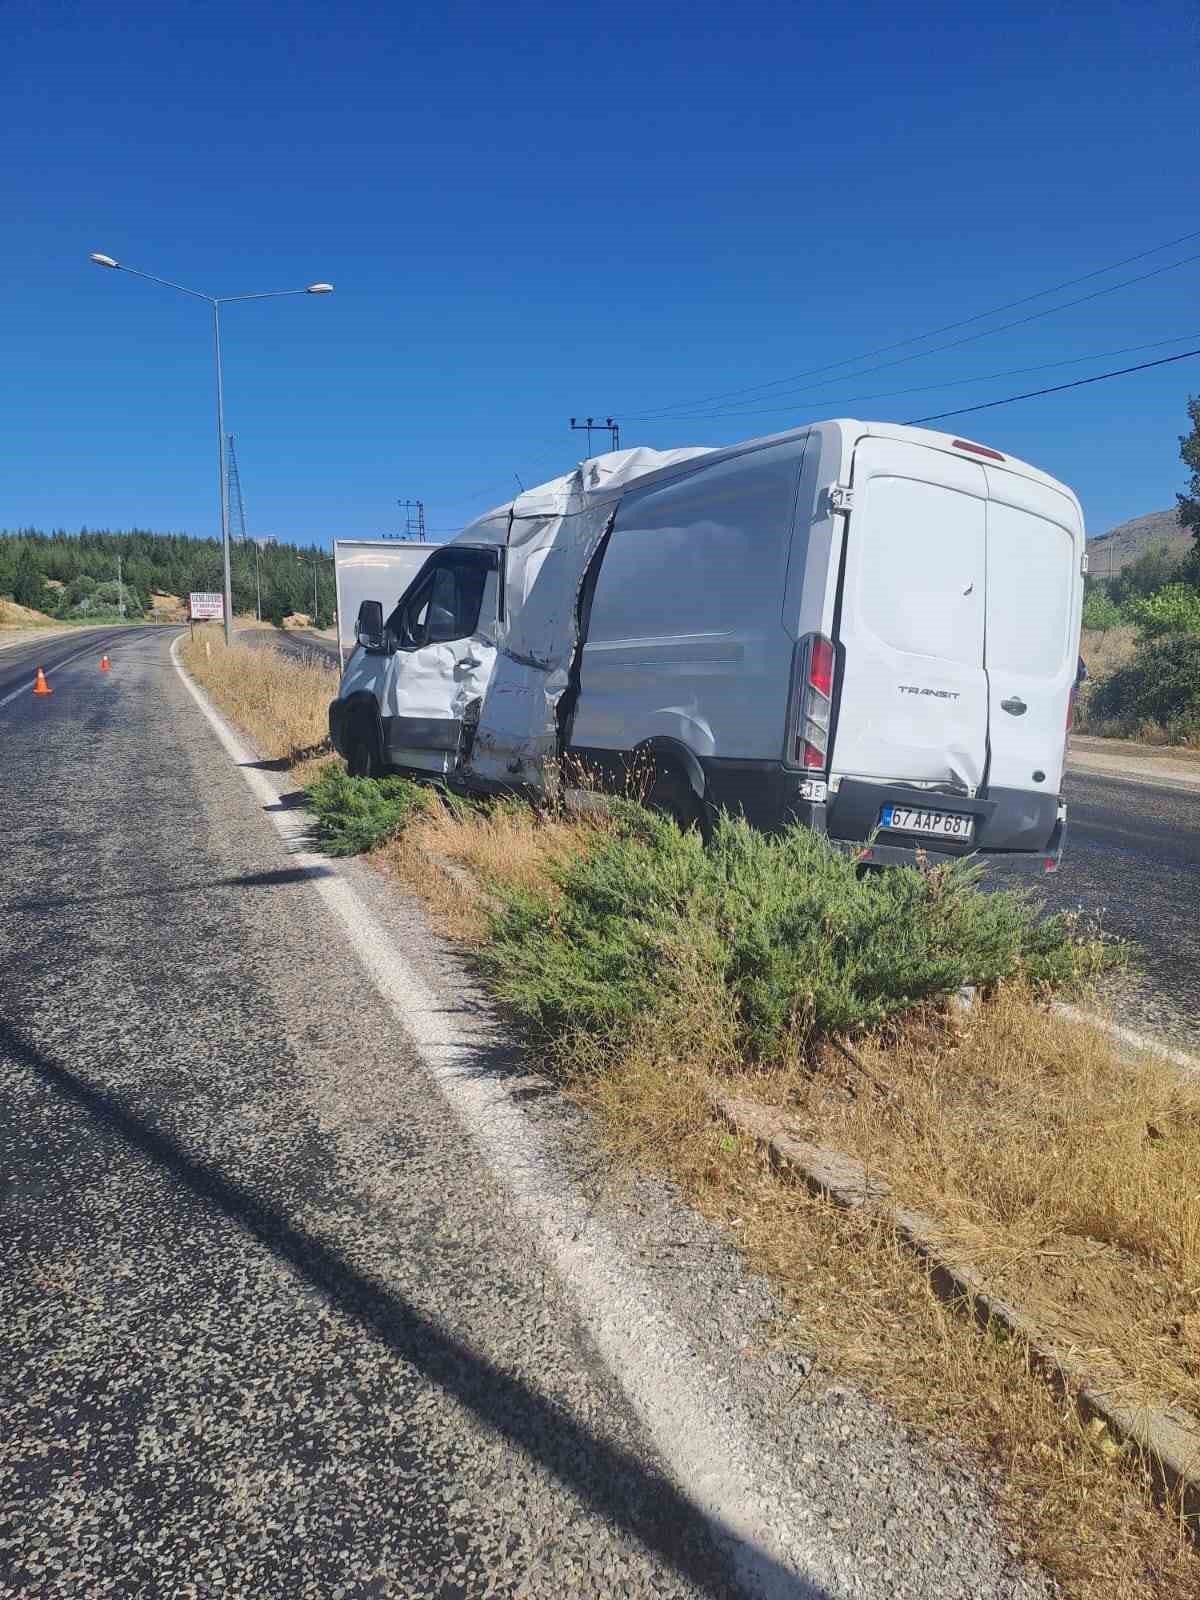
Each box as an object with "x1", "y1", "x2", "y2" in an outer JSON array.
[
  {"x1": 0, "y1": 597, "x2": 56, "y2": 626},
  {"x1": 1086, "y1": 508, "x2": 1191, "y2": 581}
]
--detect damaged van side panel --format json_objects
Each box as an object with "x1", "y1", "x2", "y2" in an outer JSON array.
[{"x1": 457, "y1": 447, "x2": 715, "y2": 785}]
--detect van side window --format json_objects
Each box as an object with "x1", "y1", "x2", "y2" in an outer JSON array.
[
  {"x1": 395, "y1": 555, "x2": 491, "y2": 649},
  {"x1": 587, "y1": 454, "x2": 799, "y2": 643}
]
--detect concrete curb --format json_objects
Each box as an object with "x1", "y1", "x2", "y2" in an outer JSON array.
[
  {"x1": 710, "y1": 1089, "x2": 1200, "y2": 1521},
  {"x1": 1052, "y1": 1002, "x2": 1200, "y2": 1077},
  {"x1": 420, "y1": 844, "x2": 504, "y2": 915}
]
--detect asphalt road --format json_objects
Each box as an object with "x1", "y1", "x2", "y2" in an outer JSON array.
[
  {"x1": 242, "y1": 625, "x2": 339, "y2": 668},
  {"x1": 993, "y1": 767, "x2": 1200, "y2": 1045},
  {"x1": 0, "y1": 625, "x2": 154, "y2": 705},
  {"x1": 0, "y1": 630, "x2": 1053, "y2": 1599}
]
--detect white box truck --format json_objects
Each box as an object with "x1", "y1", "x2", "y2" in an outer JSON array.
[
  {"x1": 329, "y1": 419, "x2": 1085, "y2": 871},
  {"x1": 332, "y1": 539, "x2": 431, "y2": 669}
]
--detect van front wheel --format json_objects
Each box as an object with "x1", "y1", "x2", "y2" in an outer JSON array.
[{"x1": 345, "y1": 716, "x2": 382, "y2": 779}]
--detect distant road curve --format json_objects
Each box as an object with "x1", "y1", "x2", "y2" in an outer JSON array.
[{"x1": 242, "y1": 626, "x2": 340, "y2": 670}]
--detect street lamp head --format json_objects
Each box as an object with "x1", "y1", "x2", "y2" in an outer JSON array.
[
  {"x1": 89, "y1": 252, "x2": 120, "y2": 269},
  {"x1": 305, "y1": 282, "x2": 334, "y2": 294}
]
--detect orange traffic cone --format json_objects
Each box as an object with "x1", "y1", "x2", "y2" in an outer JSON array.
[
  {"x1": 99, "y1": 654, "x2": 112, "y2": 672},
  {"x1": 33, "y1": 667, "x2": 52, "y2": 696}
]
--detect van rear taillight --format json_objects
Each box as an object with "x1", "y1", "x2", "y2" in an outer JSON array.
[
  {"x1": 786, "y1": 633, "x2": 836, "y2": 772},
  {"x1": 809, "y1": 635, "x2": 834, "y2": 698}
]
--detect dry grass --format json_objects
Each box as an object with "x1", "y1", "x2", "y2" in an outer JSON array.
[
  {"x1": 181, "y1": 631, "x2": 1200, "y2": 1597},
  {"x1": 0, "y1": 597, "x2": 57, "y2": 626},
  {"x1": 724, "y1": 992, "x2": 1200, "y2": 1420},
  {"x1": 1081, "y1": 624, "x2": 1200, "y2": 748},
  {"x1": 1083, "y1": 716, "x2": 1200, "y2": 750},
  {"x1": 1077, "y1": 626, "x2": 1200, "y2": 746},
  {"x1": 1081, "y1": 623, "x2": 1139, "y2": 680},
  {"x1": 1077, "y1": 625, "x2": 1139, "y2": 737},
  {"x1": 377, "y1": 795, "x2": 619, "y2": 943},
  {"x1": 179, "y1": 626, "x2": 336, "y2": 782},
  {"x1": 586, "y1": 1037, "x2": 1200, "y2": 1600}
]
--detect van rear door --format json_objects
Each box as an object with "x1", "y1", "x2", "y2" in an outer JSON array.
[
  {"x1": 981, "y1": 471, "x2": 1079, "y2": 795},
  {"x1": 832, "y1": 437, "x2": 989, "y2": 790}
]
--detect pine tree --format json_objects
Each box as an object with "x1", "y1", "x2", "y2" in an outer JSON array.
[
  {"x1": 1178, "y1": 396, "x2": 1200, "y2": 549},
  {"x1": 12, "y1": 548, "x2": 45, "y2": 610}
]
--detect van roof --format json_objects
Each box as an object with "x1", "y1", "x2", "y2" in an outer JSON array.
[
  {"x1": 641, "y1": 418, "x2": 1077, "y2": 499},
  {"x1": 454, "y1": 418, "x2": 1080, "y2": 542}
]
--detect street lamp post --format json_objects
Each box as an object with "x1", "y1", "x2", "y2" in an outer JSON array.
[
  {"x1": 297, "y1": 549, "x2": 329, "y2": 627},
  {"x1": 89, "y1": 253, "x2": 333, "y2": 648}
]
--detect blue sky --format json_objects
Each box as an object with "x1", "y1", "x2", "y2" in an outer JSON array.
[{"x1": 2, "y1": 0, "x2": 1198, "y2": 546}]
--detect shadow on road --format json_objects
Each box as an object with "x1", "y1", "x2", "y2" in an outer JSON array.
[
  {"x1": 3, "y1": 864, "x2": 335, "y2": 913},
  {"x1": 2, "y1": 1022, "x2": 830, "y2": 1600}
]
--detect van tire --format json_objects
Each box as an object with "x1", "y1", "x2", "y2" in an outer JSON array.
[
  {"x1": 646, "y1": 765, "x2": 707, "y2": 837},
  {"x1": 345, "y1": 715, "x2": 382, "y2": 779}
]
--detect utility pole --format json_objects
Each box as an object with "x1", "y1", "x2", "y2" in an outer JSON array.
[
  {"x1": 116, "y1": 551, "x2": 125, "y2": 618},
  {"x1": 398, "y1": 499, "x2": 427, "y2": 541},
  {"x1": 226, "y1": 434, "x2": 248, "y2": 544},
  {"x1": 253, "y1": 539, "x2": 265, "y2": 622},
  {"x1": 299, "y1": 548, "x2": 325, "y2": 625},
  {"x1": 569, "y1": 416, "x2": 620, "y2": 455}
]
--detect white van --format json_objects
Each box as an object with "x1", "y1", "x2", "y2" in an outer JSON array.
[{"x1": 329, "y1": 420, "x2": 1084, "y2": 871}]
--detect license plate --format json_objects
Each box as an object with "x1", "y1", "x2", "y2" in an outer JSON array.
[{"x1": 880, "y1": 804, "x2": 974, "y2": 842}]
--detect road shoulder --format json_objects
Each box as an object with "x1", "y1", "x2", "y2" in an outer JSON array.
[{"x1": 1068, "y1": 734, "x2": 1200, "y2": 792}]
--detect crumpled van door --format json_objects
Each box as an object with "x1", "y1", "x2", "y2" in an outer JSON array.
[
  {"x1": 832, "y1": 438, "x2": 989, "y2": 790},
  {"x1": 379, "y1": 546, "x2": 500, "y2": 775}
]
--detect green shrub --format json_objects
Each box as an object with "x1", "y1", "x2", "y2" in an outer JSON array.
[
  {"x1": 69, "y1": 577, "x2": 143, "y2": 618},
  {"x1": 1081, "y1": 588, "x2": 1124, "y2": 631},
  {"x1": 1126, "y1": 582, "x2": 1200, "y2": 639},
  {"x1": 1089, "y1": 634, "x2": 1200, "y2": 735},
  {"x1": 306, "y1": 764, "x2": 430, "y2": 855},
  {"x1": 483, "y1": 809, "x2": 1120, "y2": 1066},
  {"x1": 1108, "y1": 541, "x2": 1186, "y2": 609}
]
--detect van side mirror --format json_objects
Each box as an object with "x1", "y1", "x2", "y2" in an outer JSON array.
[{"x1": 355, "y1": 599, "x2": 387, "y2": 652}]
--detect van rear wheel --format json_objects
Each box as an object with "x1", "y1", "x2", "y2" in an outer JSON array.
[{"x1": 646, "y1": 766, "x2": 707, "y2": 837}]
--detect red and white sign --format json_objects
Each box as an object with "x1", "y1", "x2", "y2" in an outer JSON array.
[{"x1": 189, "y1": 592, "x2": 224, "y2": 621}]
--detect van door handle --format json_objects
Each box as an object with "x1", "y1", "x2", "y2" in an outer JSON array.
[{"x1": 1000, "y1": 696, "x2": 1027, "y2": 716}]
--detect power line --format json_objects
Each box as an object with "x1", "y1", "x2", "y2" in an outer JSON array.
[
  {"x1": 630, "y1": 329, "x2": 1200, "y2": 423},
  {"x1": 624, "y1": 226, "x2": 1200, "y2": 421},
  {"x1": 459, "y1": 442, "x2": 576, "y2": 507},
  {"x1": 904, "y1": 345, "x2": 1200, "y2": 426},
  {"x1": 633, "y1": 249, "x2": 1200, "y2": 421}
]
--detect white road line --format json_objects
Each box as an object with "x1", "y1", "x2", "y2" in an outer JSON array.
[{"x1": 169, "y1": 635, "x2": 822, "y2": 1600}]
